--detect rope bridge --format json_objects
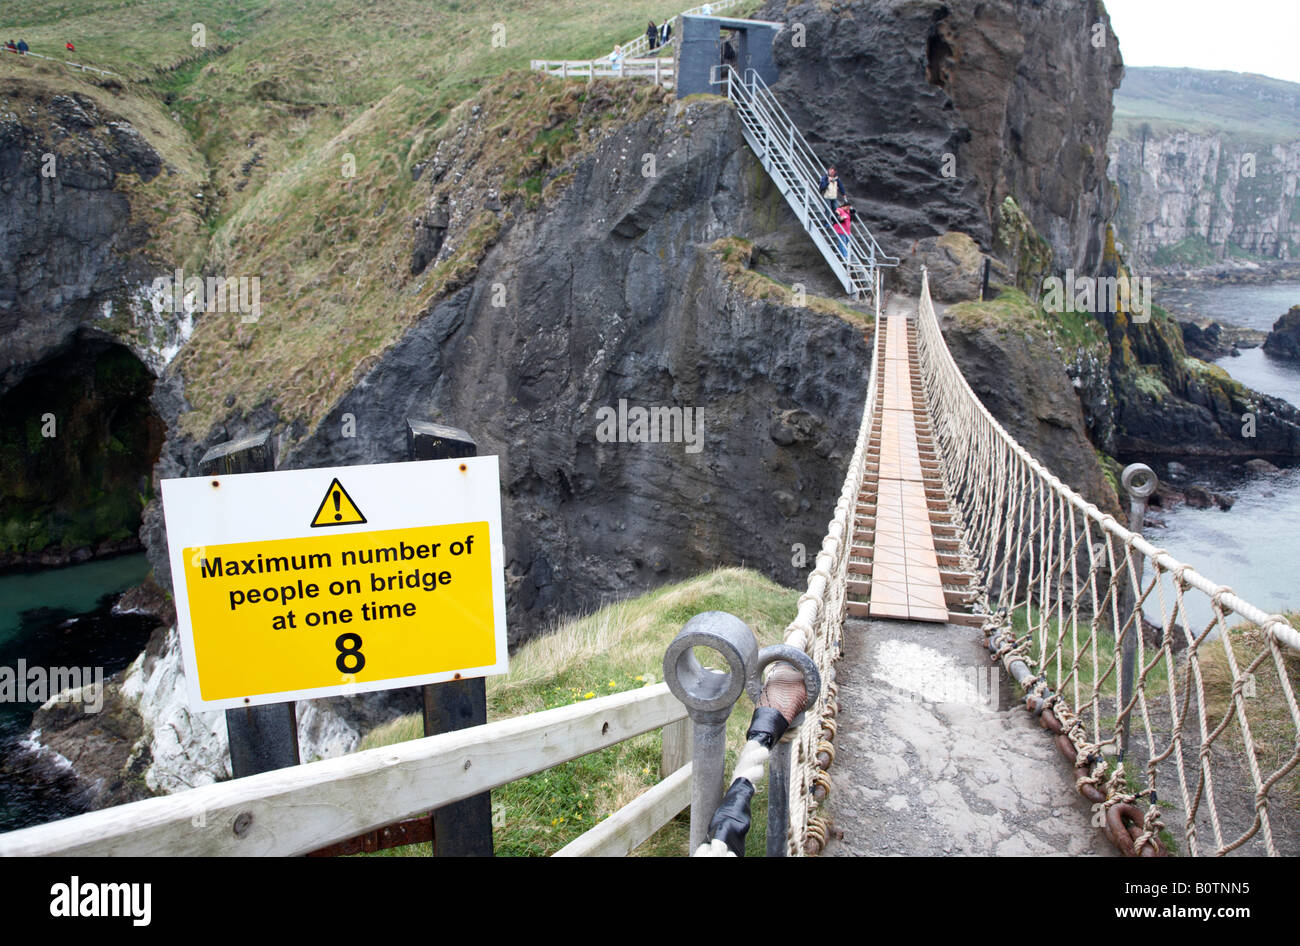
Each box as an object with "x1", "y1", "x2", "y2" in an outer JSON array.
[
  {"x1": 913, "y1": 270, "x2": 1300, "y2": 856},
  {"x1": 699, "y1": 270, "x2": 1300, "y2": 857}
]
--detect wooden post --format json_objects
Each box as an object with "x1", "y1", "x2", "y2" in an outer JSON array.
[
  {"x1": 406, "y1": 419, "x2": 495, "y2": 856},
  {"x1": 660, "y1": 717, "x2": 692, "y2": 777},
  {"x1": 196, "y1": 430, "x2": 302, "y2": 777}
]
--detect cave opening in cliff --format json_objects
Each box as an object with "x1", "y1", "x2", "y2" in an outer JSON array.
[
  {"x1": 0, "y1": 338, "x2": 164, "y2": 569},
  {"x1": 926, "y1": 8, "x2": 953, "y2": 90}
]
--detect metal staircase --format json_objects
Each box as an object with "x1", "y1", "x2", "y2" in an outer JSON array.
[{"x1": 715, "y1": 66, "x2": 898, "y2": 301}]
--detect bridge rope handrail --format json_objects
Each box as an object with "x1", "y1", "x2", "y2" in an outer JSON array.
[
  {"x1": 770, "y1": 271, "x2": 883, "y2": 855},
  {"x1": 913, "y1": 268, "x2": 1300, "y2": 856},
  {"x1": 915, "y1": 273, "x2": 1300, "y2": 656}
]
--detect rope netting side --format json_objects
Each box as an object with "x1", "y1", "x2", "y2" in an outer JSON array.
[
  {"x1": 777, "y1": 297, "x2": 881, "y2": 856},
  {"x1": 914, "y1": 270, "x2": 1300, "y2": 856}
]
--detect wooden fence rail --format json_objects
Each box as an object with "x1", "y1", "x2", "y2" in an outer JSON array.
[
  {"x1": 0, "y1": 684, "x2": 688, "y2": 857},
  {"x1": 529, "y1": 57, "x2": 676, "y2": 89}
]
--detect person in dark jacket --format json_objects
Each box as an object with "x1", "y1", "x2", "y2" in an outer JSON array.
[
  {"x1": 16, "y1": 39, "x2": 28, "y2": 54},
  {"x1": 660, "y1": 21, "x2": 672, "y2": 45},
  {"x1": 647, "y1": 21, "x2": 658, "y2": 51},
  {"x1": 818, "y1": 166, "x2": 843, "y2": 228}
]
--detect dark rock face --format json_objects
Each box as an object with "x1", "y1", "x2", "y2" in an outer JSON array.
[
  {"x1": 1181, "y1": 320, "x2": 1226, "y2": 360},
  {"x1": 0, "y1": 340, "x2": 163, "y2": 568},
  {"x1": 759, "y1": 0, "x2": 1122, "y2": 278},
  {"x1": 1182, "y1": 319, "x2": 1266, "y2": 360},
  {"x1": 1264, "y1": 306, "x2": 1300, "y2": 360},
  {"x1": 0, "y1": 83, "x2": 161, "y2": 395},
  {"x1": 1102, "y1": 305, "x2": 1300, "y2": 460}
]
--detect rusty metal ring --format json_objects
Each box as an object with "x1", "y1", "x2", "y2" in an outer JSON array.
[
  {"x1": 1055, "y1": 733, "x2": 1078, "y2": 765},
  {"x1": 1105, "y1": 803, "x2": 1146, "y2": 856},
  {"x1": 1075, "y1": 769, "x2": 1106, "y2": 804}
]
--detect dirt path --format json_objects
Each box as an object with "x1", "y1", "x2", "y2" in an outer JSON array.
[{"x1": 823, "y1": 616, "x2": 1115, "y2": 856}]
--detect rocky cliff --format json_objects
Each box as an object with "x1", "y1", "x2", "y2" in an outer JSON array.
[
  {"x1": 31, "y1": 83, "x2": 872, "y2": 805},
  {"x1": 1109, "y1": 68, "x2": 1300, "y2": 271},
  {"x1": 0, "y1": 75, "x2": 198, "y2": 566},
  {"x1": 757, "y1": 0, "x2": 1123, "y2": 285}
]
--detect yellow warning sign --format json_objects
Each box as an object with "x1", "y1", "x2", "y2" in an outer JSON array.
[
  {"x1": 182, "y1": 522, "x2": 494, "y2": 702},
  {"x1": 310, "y1": 477, "x2": 367, "y2": 528}
]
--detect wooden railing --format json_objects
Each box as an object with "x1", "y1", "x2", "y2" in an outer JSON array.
[
  {"x1": 0, "y1": 683, "x2": 691, "y2": 857},
  {"x1": 529, "y1": 56, "x2": 676, "y2": 89}
]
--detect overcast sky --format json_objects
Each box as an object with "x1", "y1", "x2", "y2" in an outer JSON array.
[{"x1": 1105, "y1": 0, "x2": 1300, "y2": 85}]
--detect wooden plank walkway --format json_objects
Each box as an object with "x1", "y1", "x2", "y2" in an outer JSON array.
[{"x1": 849, "y1": 302, "x2": 978, "y2": 624}]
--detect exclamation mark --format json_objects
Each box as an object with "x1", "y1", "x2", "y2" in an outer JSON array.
[{"x1": 333, "y1": 489, "x2": 342, "y2": 521}]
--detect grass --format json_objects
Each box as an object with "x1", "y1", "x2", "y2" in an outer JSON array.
[
  {"x1": 356, "y1": 566, "x2": 799, "y2": 857},
  {"x1": 1198, "y1": 617, "x2": 1300, "y2": 804},
  {"x1": 174, "y1": 71, "x2": 671, "y2": 437},
  {"x1": 1016, "y1": 600, "x2": 1300, "y2": 810},
  {"x1": 710, "y1": 237, "x2": 874, "y2": 331},
  {"x1": 1151, "y1": 235, "x2": 1219, "y2": 269},
  {"x1": 1114, "y1": 67, "x2": 1300, "y2": 143},
  {"x1": 1010, "y1": 604, "x2": 1172, "y2": 710},
  {"x1": 1133, "y1": 366, "x2": 1171, "y2": 400},
  {"x1": 947, "y1": 286, "x2": 1106, "y2": 353}
]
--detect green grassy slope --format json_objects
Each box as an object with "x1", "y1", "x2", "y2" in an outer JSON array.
[
  {"x1": 1113, "y1": 66, "x2": 1300, "y2": 142},
  {"x1": 0, "y1": 0, "x2": 759, "y2": 439}
]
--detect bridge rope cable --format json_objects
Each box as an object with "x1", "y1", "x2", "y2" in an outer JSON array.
[
  {"x1": 912, "y1": 268, "x2": 1300, "y2": 856},
  {"x1": 744, "y1": 272, "x2": 884, "y2": 856}
]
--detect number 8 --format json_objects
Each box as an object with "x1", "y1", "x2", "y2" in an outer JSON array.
[{"x1": 335, "y1": 633, "x2": 365, "y2": 674}]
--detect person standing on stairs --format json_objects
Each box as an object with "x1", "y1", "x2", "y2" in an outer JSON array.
[
  {"x1": 647, "y1": 21, "x2": 659, "y2": 51},
  {"x1": 834, "y1": 201, "x2": 852, "y2": 261},
  {"x1": 818, "y1": 166, "x2": 842, "y2": 228}
]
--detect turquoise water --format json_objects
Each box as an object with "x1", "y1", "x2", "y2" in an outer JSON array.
[
  {"x1": 0, "y1": 554, "x2": 150, "y2": 648},
  {"x1": 0, "y1": 553, "x2": 154, "y2": 831}
]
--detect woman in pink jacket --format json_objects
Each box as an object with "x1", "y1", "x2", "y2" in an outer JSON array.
[{"x1": 834, "y1": 202, "x2": 851, "y2": 260}]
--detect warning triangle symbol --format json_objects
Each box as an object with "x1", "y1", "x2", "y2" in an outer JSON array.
[{"x1": 310, "y1": 477, "x2": 367, "y2": 528}]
